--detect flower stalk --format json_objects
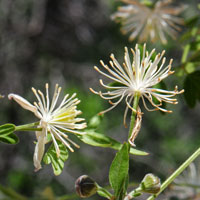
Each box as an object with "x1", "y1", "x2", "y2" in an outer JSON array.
[
  {"x1": 96, "y1": 185, "x2": 113, "y2": 199},
  {"x1": 124, "y1": 187, "x2": 142, "y2": 200},
  {"x1": 15, "y1": 122, "x2": 40, "y2": 132},
  {"x1": 147, "y1": 146, "x2": 200, "y2": 200},
  {"x1": 181, "y1": 44, "x2": 190, "y2": 64},
  {"x1": 128, "y1": 93, "x2": 140, "y2": 140}
]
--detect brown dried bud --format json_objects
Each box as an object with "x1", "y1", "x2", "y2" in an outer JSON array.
[{"x1": 75, "y1": 175, "x2": 97, "y2": 198}]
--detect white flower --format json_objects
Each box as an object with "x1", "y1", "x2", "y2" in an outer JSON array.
[
  {"x1": 111, "y1": 0, "x2": 185, "y2": 44},
  {"x1": 90, "y1": 44, "x2": 184, "y2": 125},
  {"x1": 8, "y1": 84, "x2": 86, "y2": 171}
]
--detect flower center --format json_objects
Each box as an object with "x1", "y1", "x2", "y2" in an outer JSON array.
[
  {"x1": 41, "y1": 120, "x2": 48, "y2": 129},
  {"x1": 41, "y1": 114, "x2": 52, "y2": 127}
]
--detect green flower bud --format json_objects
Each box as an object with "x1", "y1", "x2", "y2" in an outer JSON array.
[
  {"x1": 88, "y1": 115, "x2": 103, "y2": 129},
  {"x1": 140, "y1": 173, "x2": 161, "y2": 194},
  {"x1": 75, "y1": 175, "x2": 97, "y2": 198}
]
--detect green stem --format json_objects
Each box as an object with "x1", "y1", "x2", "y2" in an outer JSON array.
[
  {"x1": 181, "y1": 44, "x2": 190, "y2": 64},
  {"x1": 124, "y1": 187, "x2": 142, "y2": 200},
  {"x1": 97, "y1": 185, "x2": 113, "y2": 199},
  {"x1": 15, "y1": 122, "x2": 41, "y2": 132},
  {"x1": 0, "y1": 184, "x2": 27, "y2": 200},
  {"x1": 122, "y1": 94, "x2": 140, "y2": 200},
  {"x1": 128, "y1": 93, "x2": 140, "y2": 140},
  {"x1": 147, "y1": 146, "x2": 200, "y2": 200},
  {"x1": 191, "y1": 27, "x2": 198, "y2": 37}
]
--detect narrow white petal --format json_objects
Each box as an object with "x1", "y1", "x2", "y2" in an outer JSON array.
[
  {"x1": 8, "y1": 93, "x2": 37, "y2": 113},
  {"x1": 33, "y1": 130, "x2": 46, "y2": 172}
]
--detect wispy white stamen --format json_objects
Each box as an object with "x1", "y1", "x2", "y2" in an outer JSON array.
[
  {"x1": 111, "y1": 0, "x2": 186, "y2": 44},
  {"x1": 8, "y1": 84, "x2": 86, "y2": 171},
  {"x1": 91, "y1": 44, "x2": 184, "y2": 123}
]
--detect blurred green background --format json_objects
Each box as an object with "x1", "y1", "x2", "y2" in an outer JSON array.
[{"x1": 0, "y1": 0, "x2": 200, "y2": 199}]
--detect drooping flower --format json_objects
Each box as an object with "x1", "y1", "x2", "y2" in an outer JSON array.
[
  {"x1": 8, "y1": 84, "x2": 86, "y2": 171},
  {"x1": 90, "y1": 44, "x2": 184, "y2": 125},
  {"x1": 111, "y1": 0, "x2": 186, "y2": 44}
]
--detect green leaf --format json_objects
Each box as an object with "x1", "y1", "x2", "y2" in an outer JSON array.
[
  {"x1": 79, "y1": 130, "x2": 148, "y2": 156},
  {"x1": 108, "y1": 81, "x2": 124, "y2": 87},
  {"x1": 176, "y1": 67, "x2": 185, "y2": 77},
  {"x1": 179, "y1": 17, "x2": 198, "y2": 42},
  {"x1": 79, "y1": 129, "x2": 113, "y2": 147},
  {"x1": 189, "y1": 51, "x2": 200, "y2": 62},
  {"x1": 196, "y1": 35, "x2": 200, "y2": 42},
  {"x1": 109, "y1": 143, "x2": 129, "y2": 198},
  {"x1": 185, "y1": 16, "x2": 199, "y2": 27},
  {"x1": 0, "y1": 124, "x2": 15, "y2": 136},
  {"x1": 0, "y1": 133, "x2": 19, "y2": 144},
  {"x1": 0, "y1": 124, "x2": 18, "y2": 144},
  {"x1": 190, "y1": 41, "x2": 200, "y2": 51},
  {"x1": 180, "y1": 30, "x2": 193, "y2": 43},
  {"x1": 185, "y1": 62, "x2": 195, "y2": 74},
  {"x1": 43, "y1": 141, "x2": 69, "y2": 176},
  {"x1": 129, "y1": 147, "x2": 148, "y2": 155},
  {"x1": 184, "y1": 71, "x2": 200, "y2": 107},
  {"x1": 142, "y1": 0, "x2": 153, "y2": 7}
]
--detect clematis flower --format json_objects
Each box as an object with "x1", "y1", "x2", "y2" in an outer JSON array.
[
  {"x1": 8, "y1": 84, "x2": 86, "y2": 171},
  {"x1": 111, "y1": 0, "x2": 185, "y2": 44},
  {"x1": 90, "y1": 44, "x2": 184, "y2": 125}
]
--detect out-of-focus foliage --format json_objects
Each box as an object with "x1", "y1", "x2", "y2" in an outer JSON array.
[
  {"x1": 177, "y1": 6, "x2": 200, "y2": 108},
  {"x1": 0, "y1": 0, "x2": 200, "y2": 200}
]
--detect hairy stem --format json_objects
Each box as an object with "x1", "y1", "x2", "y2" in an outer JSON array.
[
  {"x1": 147, "y1": 146, "x2": 200, "y2": 200},
  {"x1": 124, "y1": 187, "x2": 142, "y2": 200},
  {"x1": 128, "y1": 94, "x2": 140, "y2": 140},
  {"x1": 181, "y1": 44, "x2": 190, "y2": 64},
  {"x1": 15, "y1": 122, "x2": 41, "y2": 132},
  {"x1": 97, "y1": 185, "x2": 113, "y2": 199}
]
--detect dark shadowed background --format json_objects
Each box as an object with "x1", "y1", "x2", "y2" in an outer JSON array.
[{"x1": 0, "y1": 0, "x2": 200, "y2": 199}]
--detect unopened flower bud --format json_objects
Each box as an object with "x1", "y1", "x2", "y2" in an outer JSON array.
[
  {"x1": 88, "y1": 115, "x2": 103, "y2": 129},
  {"x1": 75, "y1": 175, "x2": 97, "y2": 198},
  {"x1": 140, "y1": 173, "x2": 161, "y2": 194}
]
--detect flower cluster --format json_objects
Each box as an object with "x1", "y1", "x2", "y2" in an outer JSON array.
[
  {"x1": 9, "y1": 84, "x2": 86, "y2": 171},
  {"x1": 90, "y1": 44, "x2": 184, "y2": 125},
  {"x1": 111, "y1": 0, "x2": 185, "y2": 44}
]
